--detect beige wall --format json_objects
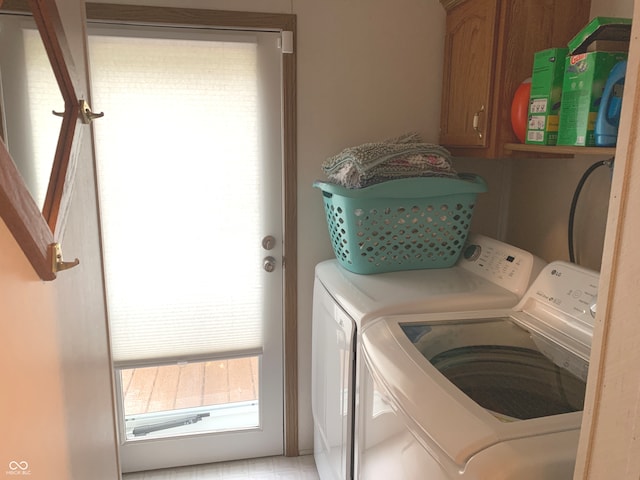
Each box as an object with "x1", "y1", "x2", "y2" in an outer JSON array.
[
  {"x1": 0, "y1": 226, "x2": 71, "y2": 479},
  {"x1": 294, "y1": 0, "x2": 446, "y2": 450},
  {"x1": 504, "y1": 155, "x2": 614, "y2": 271}
]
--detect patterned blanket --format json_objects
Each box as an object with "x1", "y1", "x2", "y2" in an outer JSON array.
[{"x1": 322, "y1": 133, "x2": 457, "y2": 188}]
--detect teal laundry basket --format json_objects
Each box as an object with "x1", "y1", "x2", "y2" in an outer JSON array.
[{"x1": 313, "y1": 174, "x2": 487, "y2": 274}]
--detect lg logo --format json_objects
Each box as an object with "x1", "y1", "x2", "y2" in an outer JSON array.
[{"x1": 551, "y1": 269, "x2": 562, "y2": 277}]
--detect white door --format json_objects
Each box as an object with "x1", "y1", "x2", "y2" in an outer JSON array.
[{"x1": 88, "y1": 23, "x2": 285, "y2": 472}]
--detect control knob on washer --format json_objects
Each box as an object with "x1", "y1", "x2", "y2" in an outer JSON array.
[{"x1": 463, "y1": 244, "x2": 482, "y2": 261}]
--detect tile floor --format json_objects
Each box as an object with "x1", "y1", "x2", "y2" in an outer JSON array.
[{"x1": 122, "y1": 455, "x2": 320, "y2": 480}]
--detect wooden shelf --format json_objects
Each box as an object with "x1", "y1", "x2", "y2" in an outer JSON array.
[{"x1": 504, "y1": 143, "x2": 616, "y2": 157}]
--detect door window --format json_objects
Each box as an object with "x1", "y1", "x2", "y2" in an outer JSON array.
[{"x1": 119, "y1": 357, "x2": 259, "y2": 440}]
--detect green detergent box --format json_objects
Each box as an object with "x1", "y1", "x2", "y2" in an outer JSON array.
[
  {"x1": 557, "y1": 17, "x2": 631, "y2": 146},
  {"x1": 525, "y1": 48, "x2": 568, "y2": 145}
]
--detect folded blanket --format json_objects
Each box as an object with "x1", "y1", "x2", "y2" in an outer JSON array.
[{"x1": 322, "y1": 133, "x2": 457, "y2": 188}]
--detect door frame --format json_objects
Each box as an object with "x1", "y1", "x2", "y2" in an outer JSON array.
[
  {"x1": 573, "y1": 3, "x2": 640, "y2": 477},
  {"x1": 85, "y1": 2, "x2": 298, "y2": 457}
]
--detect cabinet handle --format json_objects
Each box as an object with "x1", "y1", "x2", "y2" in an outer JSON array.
[{"x1": 472, "y1": 105, "x2": 485, "y2": 139}]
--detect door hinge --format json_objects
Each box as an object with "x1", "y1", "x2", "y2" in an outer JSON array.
[{"x1": 279, "y1": 31, "x2": 294, "y2": 54}]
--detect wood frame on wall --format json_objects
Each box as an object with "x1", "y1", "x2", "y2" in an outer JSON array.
[
  {"x1": 85, "y1": 3, "x2": 299, "y2": 457},
  {"x1": 573, "y1": 3, "x2": 640, "y2": 478},
  {"x1": 0, "y1": 0, "x2": 84, "y2": 280}
]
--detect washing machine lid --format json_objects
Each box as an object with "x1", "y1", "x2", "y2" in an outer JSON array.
[
  {"x1": 314, "y1": 233, "x2": 544, "y2": 325},
  {"x1": 359, "y1": 261, "x2": 599, "y2": 468},
  {"x1": 361, "y1": 311, "x2": 585, "y2": 469},
  {"x1": 315, "y1": 260, "x2": 518, "y2": 324}
]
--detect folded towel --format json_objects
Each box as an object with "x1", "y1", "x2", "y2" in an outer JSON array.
[{"x1": 322, "y1": 133, "x2": 457, "y2": 188}]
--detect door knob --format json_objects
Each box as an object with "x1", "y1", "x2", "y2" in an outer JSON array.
[{"x1": 263, "y1": 256, "x2": 277, "y2": 273}]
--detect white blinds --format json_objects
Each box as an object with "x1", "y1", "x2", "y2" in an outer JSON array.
[{"x1": 89, "y1": 27, "x2": 268, "y2": 366}]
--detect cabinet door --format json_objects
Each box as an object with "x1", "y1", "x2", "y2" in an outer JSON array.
[{"x1": 440, "y1": 0, "x2": 499, "y2": 148}]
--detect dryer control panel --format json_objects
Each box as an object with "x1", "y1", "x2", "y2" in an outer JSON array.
[{"x1": 458, "y1": 234, "x2": 546, "y2": 296}]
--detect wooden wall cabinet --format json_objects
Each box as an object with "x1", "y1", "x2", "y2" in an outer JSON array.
[{"x1": 439, "y1": 0, "x2": 591, "y2": 158}]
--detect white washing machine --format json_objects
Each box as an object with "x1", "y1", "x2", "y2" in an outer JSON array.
[
  {"x1": 312, "y1": 233, "x2": 546, "y2": 480},
  {"x1": 357, "y1": 261, "x2": 598, "y2": 479}
]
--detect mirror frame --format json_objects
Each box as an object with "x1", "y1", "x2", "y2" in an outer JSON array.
[{"x1": 0, "y1": 0, "x2": 82, "y2": 280}]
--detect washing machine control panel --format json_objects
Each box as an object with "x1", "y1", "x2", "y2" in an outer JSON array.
[
  {"x1": 459, "y1": 234, "x2": 545, "y2": 296},
  {"x1": 514, "y1": 261, "x2": 599, "y2": 358},
  {"x1": 526, "y1": 261, "x2": 599, "y2": 328}
]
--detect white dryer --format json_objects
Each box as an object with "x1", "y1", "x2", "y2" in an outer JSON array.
[
  {"x1": 357, "y1": 261, "x2": 598, "y2": 479},
  {"x1": 312, "y1": 233, "x2": 546, "y2": 480}
]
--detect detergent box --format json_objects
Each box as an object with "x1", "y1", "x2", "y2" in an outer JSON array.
[
  {"x1": 525, "y1": 48, "x2": 568, "y2": 145},
  {"x1": 557, "y1": 17, "x2": 631, "y2": 147}
]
